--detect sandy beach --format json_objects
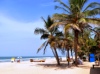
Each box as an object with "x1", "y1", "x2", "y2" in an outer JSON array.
[{"x1": 0, "y1": 58, "x2": 100, "y2": 74}]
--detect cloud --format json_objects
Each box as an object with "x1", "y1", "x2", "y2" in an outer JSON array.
[
  {"x1": 0, "y1": 13, "x2": 44, "y2": 39},
  {"x1": 0, "y1": 13, "x2": 44, "y2": 32}
]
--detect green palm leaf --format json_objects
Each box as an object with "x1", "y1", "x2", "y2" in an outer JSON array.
[
  {"x1": 84, "y1": 8, "x2": 100, "y2": 17},
  {"x1": 55, "y1": 6, "x2": 70, "y2": 13},
  {"x1": 86, "y1": 18, "x2": 100, "y2": 25},
  {"x1": 54, "y1": 0, "x2": 71, "y2": 12},
  {"x1": 34, "y1": 28, "x2": 48, "y2": 34},
  {"x1": 37, "y1": 41, "x2": 47, "y2": 53},
  {"x1": 64, "y1": 24, "x2": 71, "y2": 34},
  {"x1": 41, "y1": 34, "x2": 49, "y2": 39},
  {"x1": 83, "y1": 2, "x2": 100, "y2": 12},
  {"x1": 43, "y1": 42, "x2": 49, "y2": 54}
]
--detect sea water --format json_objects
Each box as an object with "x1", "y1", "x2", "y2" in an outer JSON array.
[{"x1": 0, "y1": 56, "x2": 55, "y2": 62}]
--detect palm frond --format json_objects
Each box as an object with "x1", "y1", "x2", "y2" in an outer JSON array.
[
  {"x1": 64, "y1": 24, "x2": 71, "y2": 34},
  {"x1": 41, "y1": 16, "x2": 54, "y2": 29},
  {"x1": 83, "y1": 2, "x2": 100, "y2": 12},
  {"x1": 43, "y1": 42, "x2": 49, "y2": 54},
  {"x1": 51, "y1": 26, "x2": 59, "y2": 34},
  {"x1": 68, "y1": 0, "x2": 81, "y2": 13},
  {"x1": 93, "y1": 27, "x2": 100, "y2": 41},
  {"x1": 52, "y1": 13, "x2": 69, "y2": 21},
  {"x1": 83, "y1": 24, "x2": 92, "y2": 30},
  {"x1": 55, "y1": 6, "x2": 70, "y2": 13},
  {"x1": 34, "y1": 28, "x2": 48, "y2": 34},
  {"x1": 41, "y1": 34, "x2": 49, "y2": 39},
  {"x1": 84, "y1": 8, "x2": 100, "y2": 17},
  {"x1": 37, "y1": 41, "x2": 47, "y2": 53},
  {"x1": 50, "y1": 41, "x2": 56, "y2": 48},
  {"x1": 41, "y1": 17, "x2": 47, "y2": 25},
  {"x1": 79, "y1": 0, "x2": 88, "y2": 10},
  {"x1": 46, "y1": 16, "x2": 54, "y2": 29},
  {"x1": 78, "y1": 18, "x2": 86, "y2": 23},
  {"x1": 71, "y1": 24, "x2": 81, "y2": 32},
  {"x1": 55, "y1": 32, "x2": 63, "y2": 37},
  {"x1": 49, "y1": 22, "x2": 66, "y2": 30},
  {"x1": 54, "y1": 0, "x2": 71, "y2": 12},
  {"x1": 94, "y1": 27, "x2": 100, "y2": 31},
  {"x1": 86, "y1": 18, "x2": 100, "y2": 25},
  {"x1": 69, "y1": 0, "x2": 88, "y2": 12}
]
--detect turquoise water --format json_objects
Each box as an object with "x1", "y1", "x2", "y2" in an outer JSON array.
[{"x1": 0, "y1": 56, "x2": 54, "y2": 62}]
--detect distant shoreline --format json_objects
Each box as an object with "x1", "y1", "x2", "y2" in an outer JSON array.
[{"x1": 0, "y1": 56, "x2": 57, "y2": 62}]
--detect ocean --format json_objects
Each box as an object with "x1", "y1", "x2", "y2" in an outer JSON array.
[{"x1": 0, "y1": 56, "x2": 55, "y2": 62}]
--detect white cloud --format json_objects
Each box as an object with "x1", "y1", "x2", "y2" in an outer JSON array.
[
  {"x1": 0, "y1": 13, "x2": 44, "y2": 39},
  {"x1": 0, "y1": 13, "x2": 44, "y2": 33}
]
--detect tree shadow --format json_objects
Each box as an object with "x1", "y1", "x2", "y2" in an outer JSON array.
[
  {"x1": 90, "y1": 67, "x2": 100, "y2": 74},
  {"x1": 37, "y1": 63, "x2": 75, "y2": 70},
  {"x1": 78, "y1": 65, "x2": 91, "y2": 69}
]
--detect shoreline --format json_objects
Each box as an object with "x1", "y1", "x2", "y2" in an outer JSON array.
[{"x1": 0, "y1": 56, "x2": 57, "y2": 62}]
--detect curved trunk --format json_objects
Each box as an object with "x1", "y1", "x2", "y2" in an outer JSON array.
[
  {"x1": 74, "y1": 30, "x2": 78, "y2": 66},
  {"x1": 53, "y1": 47, "x2": 60, "y2": 65}
]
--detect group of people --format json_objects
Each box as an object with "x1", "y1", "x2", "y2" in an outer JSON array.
[{"x1": 11, "y1": 57, "x2": 20, "y2": 63}]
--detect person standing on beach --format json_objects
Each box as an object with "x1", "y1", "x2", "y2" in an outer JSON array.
[{"x1": 11, "y1": 58, "x2": 15, "y2": 63}]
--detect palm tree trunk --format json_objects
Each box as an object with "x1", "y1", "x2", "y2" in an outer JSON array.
[
  {"x1": 67, "y1": 48, "x2": 70, "y2": 66},
  {"x1": 51, "y1": 48, "x2": 56, "y2": 57},
  {"x1": 74, "y1": 30, "x2": 78, "y2": 66},
  {"x1": 71, "y1": 48, "x2": 73, "y2": 61},
  {"x1": 53, "y1": 47, "x2": 60, "y2": 65}
]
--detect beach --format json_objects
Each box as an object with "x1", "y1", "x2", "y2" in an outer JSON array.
[{"x1": 0, "y1": 58, "x2": 99, "y2": 74}]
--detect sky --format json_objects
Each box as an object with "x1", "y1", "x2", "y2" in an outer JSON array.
[{"x1": 0, "y1": 0, "x2": 99, "y2": 56}]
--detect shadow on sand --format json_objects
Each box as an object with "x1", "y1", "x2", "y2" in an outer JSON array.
[
  {"x1": 90, "y1": 67, "x2": 100, "y2": 74},
  {"x1": 78, "y1": 65, "x2": 91, "y2": 69},
  {"x1": 37, "y1": 63, "x2": 75, "y2": 70}
]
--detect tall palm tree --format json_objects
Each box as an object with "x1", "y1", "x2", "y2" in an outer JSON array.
[
  {"x1": 50, "y1": 0, "x2": 100, "y2": 66},
  {"x1": 34, "y1": 16, "x2": 62, "y2": 65}
]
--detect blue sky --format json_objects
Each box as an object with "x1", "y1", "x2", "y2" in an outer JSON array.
[
  {"x1": 0, "y1": 0, "x2": 60, "y2": 56},
  {"x1": 0, "y1": 0, "x2": 99, "y2": 56}
]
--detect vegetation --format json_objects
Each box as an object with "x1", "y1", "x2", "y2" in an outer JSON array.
[
  {"x1": 50, "y1": 0, "x2": 100, "y2": 66},
  {"x1": 34, "y1": 0, "x2": 100, "y2": 66}
]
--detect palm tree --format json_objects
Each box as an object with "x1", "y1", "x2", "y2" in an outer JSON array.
[
  {"x1": 48, "y1": 35, "x2": 62, "y2": 65},
  {"x1": 50, "y1": 0, "x2": 100, "y2": 66},
  {"x1": 64, "y1": 33, "x2": 74, "y2": 65},
  {"x1": 56, "y1": 33, "x2": 74, "y2": 65},
  {"x1": 94, "y1": 27, "x2": 100, "y2": 47},
  {"x1": 34, "y1": 16, "x2": 62, "y2": 65}
]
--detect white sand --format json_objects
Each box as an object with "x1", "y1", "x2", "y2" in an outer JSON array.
[{"x1": 0, "y1": 58, "x2": 99, "y2": 74}]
